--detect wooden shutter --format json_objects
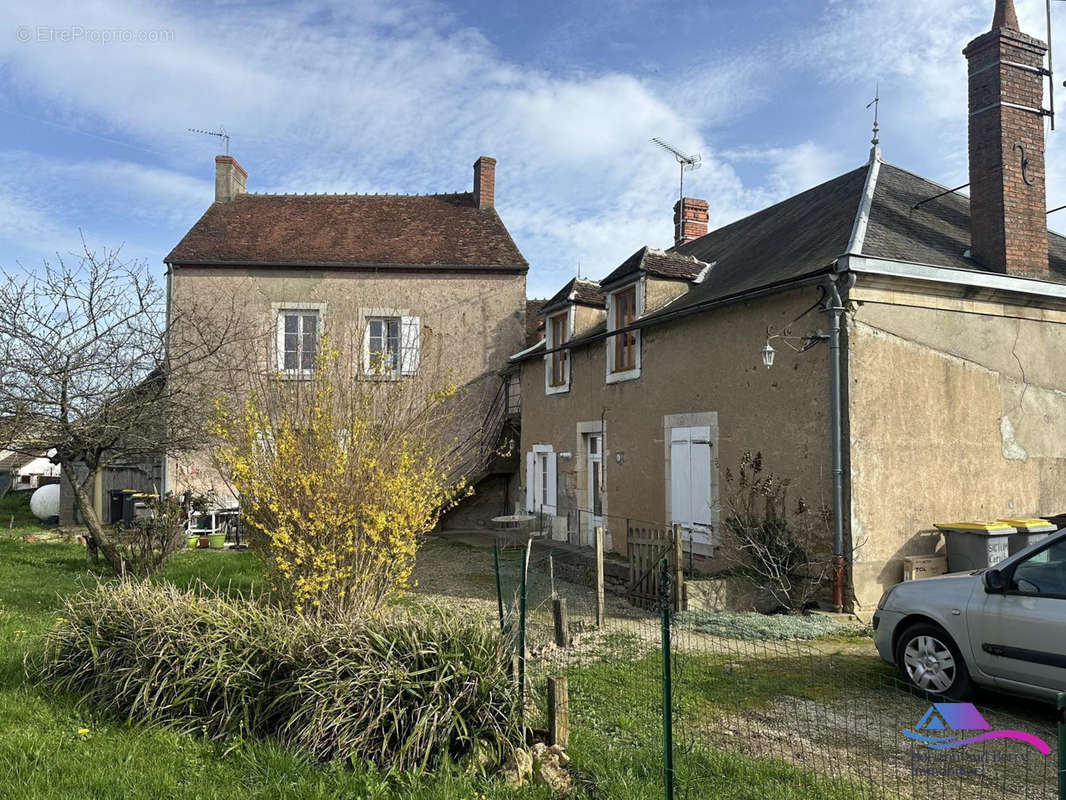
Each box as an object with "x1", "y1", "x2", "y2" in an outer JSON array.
[
  {"x1": 670, "y1": 427, "x2": 712, "y2": 545},
  {"x1": 400, "y1": 316, "x2": 420, "y2": 375}
]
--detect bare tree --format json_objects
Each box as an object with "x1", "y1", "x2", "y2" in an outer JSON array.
[
  {"x1": 718, "y1": 451, "x2": 835, "y2": 613},
  {"x1": 0, "y1": 242, "x2": 240, "y2": 573}
]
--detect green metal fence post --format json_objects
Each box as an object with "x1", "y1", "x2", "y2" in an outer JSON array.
[
  {"x1": 493, "y1": 538, "x2": 505, "y2": 632},
  {"x1": 660, "y1": 557, "x2": 674, "y2": 800},
  {"x1": 1058, "y1": 691, "x2": 1066, "y2": 799},
  {"x1": 518, "y1": 540, "x2": 528, "y2": 728}
]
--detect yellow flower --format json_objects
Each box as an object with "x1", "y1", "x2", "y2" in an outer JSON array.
[{"x1": 77, "y1": 728, "x2": 89, "y2": 735}]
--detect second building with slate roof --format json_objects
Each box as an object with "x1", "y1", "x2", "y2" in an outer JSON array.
[{"x1": 512, "y1": 0, "x2": 1066, "y2": 612}]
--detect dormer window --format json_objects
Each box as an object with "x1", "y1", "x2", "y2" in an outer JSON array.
[
  {"x1": 606, "y1": 282, "x2": 641, "y2": 383},
  {"x1": 544, "y1": 309, "x2": 571, "y2": 394}
]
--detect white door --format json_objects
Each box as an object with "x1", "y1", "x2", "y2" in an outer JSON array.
[
  {"x1": 670, "y1": 426, "x2": 712, "y2": 546},
  {"x1": 586, "y1": 434, "x2": 603, "y2": 547},
  {"x1": 529, "y1": 447, "x2": 557, "y2": 516}
]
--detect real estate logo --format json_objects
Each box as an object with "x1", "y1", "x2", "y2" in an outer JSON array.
[{"x1": 903, "y1": 703, "x2": 1050, "y2": 754}]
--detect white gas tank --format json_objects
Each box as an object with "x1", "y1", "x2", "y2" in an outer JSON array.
[{"x1": 30, "y1": 483, "x2": 60, "y2": 520}]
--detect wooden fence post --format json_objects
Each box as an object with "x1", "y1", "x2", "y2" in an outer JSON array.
[
  {"x1": 547, "y1": 675, "x2": 569, "y2": 747},
  {"x1": 595, "y1": 525, "x2": 605, "y2": 627},
  {"x1": 671, "y1": 523, "x2": 684, "y2": 613},
  {"x1": 553, "y1": 597, "x2": 570, "y2": 647}
]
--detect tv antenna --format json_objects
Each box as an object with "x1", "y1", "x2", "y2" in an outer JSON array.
[
  {"x1": 188, "y1": 126, "x2": 231, "y2": 153},
  {"x1": 650, "y1": 137, "x2": 702, "y2": 206}
]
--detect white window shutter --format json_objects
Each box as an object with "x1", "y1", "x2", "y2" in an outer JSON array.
[
  {"x1": 546, "y1": 452, "x2": 558, "y2": 515},
  {"x1": 691, "y1": 437, "x2": 712, "y2": 531},
  {"x1": 670, "y1": 433, "x2": 690, "y2": 528},
  {"x1": 526, "y1": 452, "x2": 535, "y2": 512},
  {"x1": 400, "y1": 316, "x2": 420, "y2": 375}
]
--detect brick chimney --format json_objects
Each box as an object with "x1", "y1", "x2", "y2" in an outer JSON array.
[
  {"x1": 214, "y1": 155, "x2": 247, "y2": 203},
  {"x1": 673, "y1": 197, "x2": 709, "y2": 246},
  {"x1": 473, "y1": 156, "x2": 496, "y2": 209},
  {"x1": 964, "y1": 0, "x2": 1049, "y2": 278}
]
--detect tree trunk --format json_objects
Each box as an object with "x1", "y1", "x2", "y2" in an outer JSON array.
[{"x1": 61, "y1": 462, "x2": 123, "y2": 574}]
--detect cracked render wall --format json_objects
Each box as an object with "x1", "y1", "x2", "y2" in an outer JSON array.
[{"x1": 846, "y1": 276, "x2": 1066, "y2": 611}]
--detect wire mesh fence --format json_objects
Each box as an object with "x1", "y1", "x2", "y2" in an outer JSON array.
[{"x1": 492, "y1": 524, "x2": 1064, "y2": 800}]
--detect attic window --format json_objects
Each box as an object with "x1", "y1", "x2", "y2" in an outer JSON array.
[
  {"x1": 613, "y1": 287, "x2": 637, "y2": 372},
  {"x1": 549, "y1": 314, "x2": 568, "y2": 387},
  {"x1": 606, "y1": 283, "x2": 641, "y2": 384}
]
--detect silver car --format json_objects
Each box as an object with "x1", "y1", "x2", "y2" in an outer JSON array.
[{"x1": 874, "y1": 529, "x2": 1066, "y2": 701}]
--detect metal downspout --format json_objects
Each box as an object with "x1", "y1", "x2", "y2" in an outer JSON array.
[{"x1": 825, "y1": 275, "x2": 851, "y2": 611}]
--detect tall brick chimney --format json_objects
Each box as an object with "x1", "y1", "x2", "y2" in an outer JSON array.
[
  {"x1": 473, "y1": 156, "x2": 495, "y2": 209},
  {"x1": 673, "y1": 197, "x2": 709, "y2": 246},
  {"x1": 214, "y1": 155, "x2": 247, "y2": 203},
  {"x1": 964, "y1": 0, "x2": 1049, "y2": 278}
]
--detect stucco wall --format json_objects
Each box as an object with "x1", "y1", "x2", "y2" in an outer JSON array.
[
  {"x1": 847, "y1": 277, "x2": 1066, "y2": 610},
  {"x1": 518, "y1": 286, "x2": 836, "y2": 565},
  {"x1": 167, "y1": 266, "x2": 526, "y2": 505}
]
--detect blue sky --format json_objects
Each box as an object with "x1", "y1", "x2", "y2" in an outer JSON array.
[{"x1": 1, "y1": 0, "x2": 1064, "y2": 297}]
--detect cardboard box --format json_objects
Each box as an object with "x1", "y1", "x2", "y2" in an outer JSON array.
[{"x1": 903, "y1": 555, "x2": 948, "y2": 581}]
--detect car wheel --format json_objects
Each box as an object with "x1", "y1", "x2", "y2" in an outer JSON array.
[{"x1": 895, "y1": 623, "x2": 973, "y2": 700}]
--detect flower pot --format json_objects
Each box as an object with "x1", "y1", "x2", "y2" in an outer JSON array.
[
  {"x1": 186, "y1": 535, "x2": 198, "y2": 549},
  {"x1": 207, "y1": 533, "x2": 226, "y2": 549},
  {"x1": 198, "y1": 536, "x2": 210, "y2": 549}
]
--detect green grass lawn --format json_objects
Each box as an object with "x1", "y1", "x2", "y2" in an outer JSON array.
[{"x1": 0, "y1": 493, "x2": 879, "y2": 799}]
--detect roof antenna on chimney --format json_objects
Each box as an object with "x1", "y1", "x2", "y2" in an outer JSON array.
[
  {"x1": 188, "y1": 126, "x2": 231, "y2": 154},
  {"x1": 650, "y1": 137, "x2": 702, "y2": 210}
]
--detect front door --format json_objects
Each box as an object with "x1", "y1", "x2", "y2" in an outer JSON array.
[
  {"x1": 586, "y1": 434, "x2": 603, "y2": 546},
  {"x1": 669, "y1": 426, "x2": 712, "y2": 547},
  {"x1": 969, "y1": 537, "x2": 1066, "y2": 692}
]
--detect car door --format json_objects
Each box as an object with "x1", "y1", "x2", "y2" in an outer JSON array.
[{"x1": 968, "y1": 537, "x2": 1066, "y2": 692}]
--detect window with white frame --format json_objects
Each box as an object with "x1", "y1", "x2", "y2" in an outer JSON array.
[
  {"x1": 276, "y1": 307, "x2": 320, "y2": 375},
  {"x1": 367, "y1": 317, "x2": 401, "y2": 375},
  {"x1": 362, "y1": 312, "x2": 421, "y2": 377},
  {"x1": 606, "y1": 282, "x2": 641, "y2": 382},
  {"x1": 544, "y1": 310, "x2": 570, "y2": 394}
]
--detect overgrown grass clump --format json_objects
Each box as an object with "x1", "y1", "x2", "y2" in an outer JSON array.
[
  {"x1": 676, "y1": 609, "x2": 855, "y2": 641},
  {"x1": 32, "y1": 580, "x2": 521, "y2": 771}
]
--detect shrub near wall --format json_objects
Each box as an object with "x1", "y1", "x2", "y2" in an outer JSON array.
[{"x1": 33, "y1": 581, "x2": 521, "y2": 771}]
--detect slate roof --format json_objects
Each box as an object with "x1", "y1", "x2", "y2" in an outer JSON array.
[
  {"x1": 541, "y1": 278, "x2": 606, "y2": 314},
  {"x1": 166, "y1": 192, "x2": 527, "y2": 270},
  {"x1": 599, "y1": 246, "x2": 708, "y2": 289},
  {"x1": 512, "y1": 154, "x2": 1066, "y2": 361},
  {"x1": 863, "y1": 162, "x2": 1066, "y2": 280}
]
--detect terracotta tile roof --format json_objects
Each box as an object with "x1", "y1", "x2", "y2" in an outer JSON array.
[
  {"x1": 599, "y1": 246, "x2": 707, "y2": 289},
  {"x1": 525, "y1": 299, "x2": 546, "y2": 346},
  {"x1": 541, "y1": 278, "x2": 606, "y2": 314},
  {"x1": 166, "y1": 192, "x2": 527, "y2": 270}
]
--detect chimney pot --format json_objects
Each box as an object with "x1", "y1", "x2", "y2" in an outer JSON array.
[
  {"x1": 473, "y1": 156, "x2": 496, "y2": 209},
  {"x1": 673, "y1": 197, "x2": 709, "y2": 247},
  {"x1": 214, "y1": 155, "x2": 247, "y2": 203}
]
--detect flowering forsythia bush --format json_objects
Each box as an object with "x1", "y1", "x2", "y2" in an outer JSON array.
[{"x1": 212, "y1": 348, "x2": 466, "y2": 615}]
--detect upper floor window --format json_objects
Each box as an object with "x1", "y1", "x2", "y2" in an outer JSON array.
[
  {"x1": 277, "y1": 308, "x2": 320, "y2": 376},
  {"x1": 367, "y1": 317, "x2": 401, "y2": 375},
  {"x1": 613, "y1": 287, "x2": 637, "y2": 371},
  {"x1": 549, "y1": 313, "x2": 568, "y2": 387},
  {"x1": 361, "y1": 312, "x2": 421, "y2": 378},
  {"x1": 606, "y1": 284, "x2": 641, "y2": 383}
]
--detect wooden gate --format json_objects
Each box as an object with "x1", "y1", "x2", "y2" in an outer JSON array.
[{"x1": 626, "y1": 523, "x2": 685, "y2": 611}]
